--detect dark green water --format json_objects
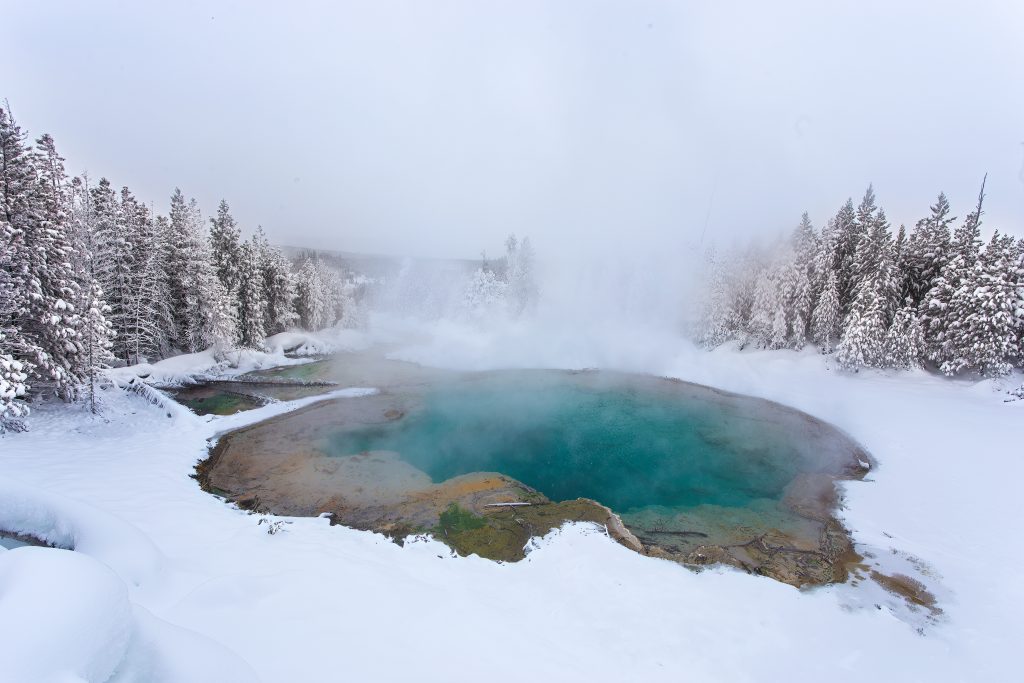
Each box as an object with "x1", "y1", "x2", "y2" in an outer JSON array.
[
  {"x1": 170, "y1": 386, "x2": 267, "y2": 416},
  {"x1": 325, "y1": 373, "x2": 833, "y2": 513}
]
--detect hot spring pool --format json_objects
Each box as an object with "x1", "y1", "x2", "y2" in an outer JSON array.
[
  {"x1": 327, "y1": 374, "x2": 829, "y2": 512},
  {"x1": 199, "y1": 363, "x2": 870, "y2": 586}
]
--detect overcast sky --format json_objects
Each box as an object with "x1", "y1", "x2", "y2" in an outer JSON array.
[{"x1": 6, "y1": 0, "x2": 1024, "y2": 258}]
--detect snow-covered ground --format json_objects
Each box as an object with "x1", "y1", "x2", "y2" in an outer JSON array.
[
  {"x1": 104, "y1": 328, "x2": 374, "y2": 389},
  {"x1": 2, "y1": 317, "x2": 1022, "y2": 682}
]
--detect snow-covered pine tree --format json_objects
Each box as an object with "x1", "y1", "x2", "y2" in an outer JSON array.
[
  {"x1": 867, "y1": 209, "x2": 900, "y2": 323},
  {"x1": 883, "y1": 298, "x2": 925, "y2": 370},
  {"x1": 32, "y1": 132, "x2": 90, "y2": 395},
  {"x1": 163, "y1": 190, "x2": 231, "y2": 353},
  {"x1": 293, "y1": 257, "x2": 321, "y2": 331},
  {"x1": 463, "y1": 260, "x2": 509, "y2": 321},
  {"x1": 780, "y1": 213, "x2": 818, "y2": 349},
  {"x1": 0, "y1": 349, "x2": 28, "y2": 430},
  {"x1": 770, "y1": 304, "x2": 788, "y2": 350},
  {"x1": 941, "y1": 232, "x2": 1019, "y2": 376},
  {"x1": 164, "y1": 188, "x2": 193, "y2": 351},
  {"x1": 729, "y1": 249, "x2": 760, "y2": 346},
  {"x1": 904, "y1": 193, "x2": 954, "y2": 306},
  {"x1": 252, "y1": 227, "x2": 296, "y2": 335},
  {"x1": 749, "y1": 268, "x2": 787, "y2": 349},
  {"x1": 811, "y1": 216, "x2": 838, "y2": 296},
  {"x1": 698, "y1": 248, "x2": 743, "y2": 347},
  {"x1": 91, "y1": 178, "x2": 134, "y2": 363},
  {"x1": 79, "y1": 279, "x2": 114, "y2": 412},
  {"x1": 848, "y1": 187, "x2": 883, "y2": 300},
  {"x1": 235, "y1": 237, "x2": 266, "y2": 349},
  {"x1": 836, "y1": 299, "x2": 880, "y2": 370},
  {"x1": 893, "y1": 223, "x2": 908, "y2": 299},
  {"x1": 149, "y1": 214, "x2": 178, "y2": 355},
  {"x1": 209, "y1": 199, "x2": 242, "y2": 296},
  {"x1": 292, "y1": 256, "x2": 349, "y2": 331},
  {"x1": 322, "y1": 265, "x2": 350, "y2": 328},
  {"x1": 0, "y1": 108, "x2": 85, "y2": 398},
  {"x1": 1015, "y1": 242, "x2": 1024, "y2": 367},
  {"x1": 66, "y1": 174, "x2": 100, "y2": 363},
  {"x1": 190, "y1": 233, "x2": 237, "y2": 356},
  {"x1": 837, "y1": 206, "x2": 898, "y2": 369},
  {"x1": 923, "y1": 177, "x2": 986, "y2": 367},
  {"x1": 336, "y1": 277, "x2": 361, "y2": 329},
  {"x1": 505, "y1": 234, "x2": 539, "y2": 316},
  {"x1": 119, "y1": 191, "x2": 173, "y2": 364},
  {"x1": 810, "y1": 270, "x2": 842, "y2": 353},
  {"x1": 831, "y1": 197, "x2": 861, "y2": 317},
  {"x1": 200, "y1": 276, "x2": 238, "y2": 360},
  {"x1": 0, "y1": 200, "x2": 29, "y2": 428},
  {"x1": 264, "y1": 248, "x2": 297, "y2": 334}
]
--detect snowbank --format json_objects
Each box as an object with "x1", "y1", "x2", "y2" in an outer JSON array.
[
  {"x1": 107, "y1": 326, "x2": 372, "y2": 389},
  {"x1": 264, "y1": 328, "x2": 371, "y2": 357},
  {"x1": 0, "y1": 547, "x2": 131, "y2": 683},
  {"x1": 0, "y1": 478, "x2": 162, "y2": 586},
  {"x1": 0, "y1": 547, "x2": 260, "y2": 683}
]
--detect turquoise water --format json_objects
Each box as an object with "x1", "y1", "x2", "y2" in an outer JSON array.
[{"x1": 325, "y1": 373, "x2": 832, "y2": 513}]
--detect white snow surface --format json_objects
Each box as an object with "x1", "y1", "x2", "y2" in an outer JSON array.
[
  {"x1": 106, "y1": 327, "x2": 371, "y2": 389},
  {"x1": 2, "y1": 315, "x2": 1023, "y2": 682}
]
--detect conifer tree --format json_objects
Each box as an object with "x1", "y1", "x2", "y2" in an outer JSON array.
[
  {"x1": 812, "y1": 217, "x2": 839, "y2": 294},
  {"x1": 505, "y1": 234, "x2": 539, "y2": 316},
  {"x1": 837, "y1": 206, "x2": 898, "y2": 370},
  {"x1": 150, "y1": 215, "x2": 178, "y2": 355},
  {"x1": 263, "y1": 245, "x2": 297, "y2": 334},
  {"x1": 0, "y1": 203, "x2": 28, "y2": 427},
  {"x1": 323, "y1": 265, "x2": 351, "y2": 327},
  {"x1": 164, "y1": 190, "x2": 230, "y2": 353},
  {"x1": 120, "y1": 191, "x2": 172, "y2": 364},
  {"x1": 292, "y1": 257, "x2": 347, "y2": 331},
  {"x1": 164, "y1": 188, "x2": 193, "y2": 350},
  {"x1": 848, "y1": 188, "x2": 886, "y2": 301},
  {"x1": 190, "y1": 233, "x2": 237, "y2": 354},
  {"x1": 1015, "y1": 245, "x2": 1024, "y2": 363},
  {"x1": 0, "y1": 108, "x2": 84, "y2": 397},
  {"x1": 252, "y1": 227, "x2": 296, "y2": 335},
  {"x1": 780, "y1": 213, "x2": 817, "y2": 348},
  {"x1": 209, "y1": 199, "x2": 241, "y2": 296},
  {"x1": 699, "y1": 248, "x2": 742, "y2": 347},
  {"x1": 32, "y1": 132, "x2": 90, "y2": 394},
  {"x1": 749, "y1": 269, "x2": 787, "y2": 349},
  {"x1": 235, "y1": 238, "x2": 266, "y2": 348},
  {"x1": 463, "y1": 264, "x2": 509, "y2": 321},
  {"x1": 904, "y1": 193, "x2": 954, "y2": 306},
  {"x1": 883, "y1": 298, "x2": 925, "y2": 369},
  {"x1": 838, "y1": 287, "x2": 890, "y2": 370},
  {"x1": 941, "y1": 232, "x2": 1019, "y2": 376},
  {"x1": 201, "y1": 279, "x2": 239, "y2": 360},
  {"x1": 893, "y1": 223, "x2": 908, "y2": 299},
  {"x1": 836, "y1": 304, "x2": 871, "y2": 369},
  {"x1": 293, "y1": 258, "x2": 321, "y2": 331},
  {"x1": 832, "y1": 197, "x2": 861, "y2": 316},
  {"x1": 811, "y1": 270, "x2": 842, "y2": 353},
  {"x1": 924, "y1": 177, "x2": 986, "y2": 366},
  {"x1": 0, "y1": 106, "x2": 46, "y2": 383},
  {"x1": 91, "y1": 178, "x2": 133, "y2": 362},
  {"x1": 79, "y1": 280, "x2": 114, "y2": 412}
]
